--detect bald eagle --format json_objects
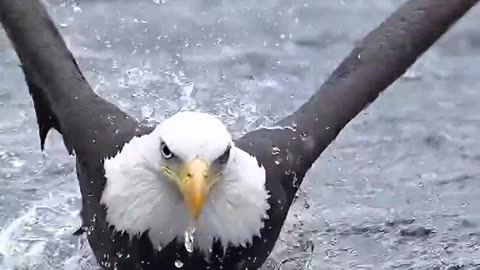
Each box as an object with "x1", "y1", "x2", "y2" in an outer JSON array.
[
  {"x1": 0, "y1": 0, "x2": 475, "y2": 269},
  {"x1": 101, "y1": 111, "x2": 271, "y2": 255}
]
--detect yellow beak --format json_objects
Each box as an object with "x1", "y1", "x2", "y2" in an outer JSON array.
[{"x1": 179, "y1": 158, "x2": 210, "y2": 220}]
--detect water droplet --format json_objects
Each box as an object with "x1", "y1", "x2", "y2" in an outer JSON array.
[
  {"x1": 291, "y1": 122, "x2": 297, "y2": 131},
  {"x1": 175, "y1": 260, "x2": 184, "y2": 268},
  {"x1": 271, "y1": 146, "x2": 280, "y2": 156},
  {"x1": 72, "y1": 3, "x2": 82, "y2": 13},
  {"x1": 86, "y1": 226, "x2": 95, "y2": 235},
  {"x1": 291, "y1": 171, "x2": 299, "y2": 187},
  {"x1": 184, "y1": 225, "x2": 195, "y2": 253}
]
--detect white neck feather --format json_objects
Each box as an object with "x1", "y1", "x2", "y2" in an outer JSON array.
[{"x1": 100, "y1": 131, "x2": 271, "y2": 255}]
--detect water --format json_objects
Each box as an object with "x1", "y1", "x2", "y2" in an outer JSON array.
[
  {"x1": 184, "y1": 225, "x2": 195, "y2": 253},
  {"x1": 1, "y1": 0, "x2": 480, "y2": 269},
  {"x1": 174, "y1": 260, "x2": 184, "y2": 268}
]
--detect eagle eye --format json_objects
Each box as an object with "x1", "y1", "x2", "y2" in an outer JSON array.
[
  {"x1": 217, "y1": 146, "x2": 231, "y2": 164},
  {"x1": 160, "y1": 142, "x2": 174, "y2": 159}
]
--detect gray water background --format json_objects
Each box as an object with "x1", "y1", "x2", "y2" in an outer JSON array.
[{"x1": 1, "y1": 0, "x2": 480, "y2": 269}]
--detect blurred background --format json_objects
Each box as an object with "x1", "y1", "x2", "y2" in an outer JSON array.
[{"x1": 1, "y1": 0, "x2": 480, "y2": 269}]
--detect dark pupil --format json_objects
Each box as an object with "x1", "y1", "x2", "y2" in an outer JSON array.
[
  {"x1": 218, "y1": 147, "x2": 231, "y2": 164},
  {"x1": 161, "y1": 143, "x2": 172, "y2": 157}
]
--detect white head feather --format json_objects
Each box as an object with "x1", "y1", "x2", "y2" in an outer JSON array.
[{"x1": 100, "y1": 111, "x2": 270, "y2": 254}]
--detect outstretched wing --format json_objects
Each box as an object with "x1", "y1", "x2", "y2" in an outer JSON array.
[
  {"x1": 236, "y1": 0, "x2": 478, "y2": 204},
  {"x1": 0, "y1": 0, "x2": 146, "y2": 160}
]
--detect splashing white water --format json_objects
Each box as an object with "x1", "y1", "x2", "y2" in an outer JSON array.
[
  {"x1": 0, "y1": 187, "x2": 91, "y2": 270},
  {"x1": 174, "y1": 259, "x2": 184, "y2": 268},
  {"x1": 184, "y1": 225, "x2": 196, "y2": 253}
]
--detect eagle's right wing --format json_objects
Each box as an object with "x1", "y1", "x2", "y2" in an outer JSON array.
[{"x1": 0, "y1": 0, "x2": 145, "y2": 160}]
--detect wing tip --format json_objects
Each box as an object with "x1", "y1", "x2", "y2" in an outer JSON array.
[
  {"x1": 39, "y1": 125, "x2": 48, "y2": 151},
  {"x1": 29, "y1": 80, "x2": 75, "y2": 155}
]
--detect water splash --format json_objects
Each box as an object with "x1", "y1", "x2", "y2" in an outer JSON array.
[
  {"x1": 291, "y1": 171, "x2": 299, "y2": 188},
  {"x1": 262, "y1": 124, "x2": 297, "y2": 132},
  {"x1": 174, "y1": 260, "x2": 184, "y2": 268},
  {"x1": 0, "y1": 189, "x2": 85, "y2": 269},
  {"x1": 184, "y1": 225, "x2": 196, "y2": 253}
]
